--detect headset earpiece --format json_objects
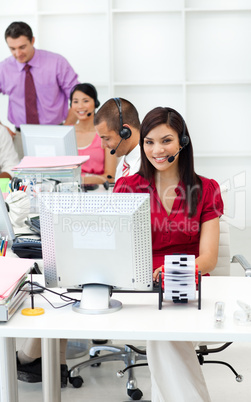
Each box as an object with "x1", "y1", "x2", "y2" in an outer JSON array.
[
  {"x1": 119, "y1": 125, "x2": 131, "y2": 140},
  {"x1": 180, "y1": 132, "x2": 189, "y2": 147},
  {"x1": 11, "y1": 177, "x2": 22, "y2": 191},
  {"x1": 166, "y1": 107, "x2": 189, "y2": 148},
  {"x1": 114, "y1": 98, "x2": 132, "y2": 140}
]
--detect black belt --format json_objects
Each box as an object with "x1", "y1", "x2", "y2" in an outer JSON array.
[{"x1": 15, "y1": 127, "x2": 21, "y2": 132}]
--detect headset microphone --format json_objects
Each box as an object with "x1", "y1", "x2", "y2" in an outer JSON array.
[
  {"x1": 87, "y1": 111, "x2": 94, "y2": 117},
  {"x1": 110, "y1": 138, "x2": 124, "y2": 155},
  {"x1": 168, "y1": 145, "x2": 186, "y2": 163}
]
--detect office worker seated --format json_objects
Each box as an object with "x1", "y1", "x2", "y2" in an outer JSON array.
[
  {"x1": 70, "y1": 83, "x2": 117, "y2": 186},
  {"x1": 94, "y1": 97, "x2": 141, "y2": 181},
  {"x1": 113, "y1": 106, "x2": 223, "y2": 402},
  {"x1": 15, "y1": 97, "x2": 141, "y2": 388},
  {"x1": 0, "y1": 124, "x2": 19, "y2": 178}
]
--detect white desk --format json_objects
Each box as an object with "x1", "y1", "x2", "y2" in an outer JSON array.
[{"x1": 0, "y1": 276, "x2": 251, "y2": 402}]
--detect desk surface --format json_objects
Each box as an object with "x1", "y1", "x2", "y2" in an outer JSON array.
[{"x1": 1, "y1": 276, "x2": 251, "y2": 343}]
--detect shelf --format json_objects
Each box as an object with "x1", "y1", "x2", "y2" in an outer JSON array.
[
  {"x1": 185, "y1": 8, "x2": 251, "y2": 12},
  {"x1": 37, "y1": 11, "x2": 106, "y2": 16},
  {"x1": 111, "y1": 9, "x2": 183, "y2": 13},
  {"x1": 113, "y1": 81, "x2": 251, "y2": 86},
  {"x1": 113, "y1": 82, "x2": 184, "y2": 86},
  {"x1": 186, "y1": 81, "x2": 251, "y2": 86},
  {"x1": 195, "y1": 154, "x2": 251, "y2": 158}
]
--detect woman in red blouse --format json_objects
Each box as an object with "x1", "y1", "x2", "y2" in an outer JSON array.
[{"x1": 114, "y1": 107, "x2": 223, "y2": 402}]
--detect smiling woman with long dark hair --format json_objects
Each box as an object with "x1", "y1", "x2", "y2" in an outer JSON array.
[{"x1": 114, "y1": 106, "x2": 223, "y2": 402}]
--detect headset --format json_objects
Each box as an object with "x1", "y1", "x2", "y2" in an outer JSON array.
[
  {"x1": 166, "y1": 107, "x2": 189, "y2": 147},
  {"x1": 166, "y1": 108, "x2": 190, "y2": 163},
  {"x1": 113, "y1": 98, "x2": 132, "y2": 140},
  {"x1": 10, "y1": 177, "x2": 23, "y2": 191}
]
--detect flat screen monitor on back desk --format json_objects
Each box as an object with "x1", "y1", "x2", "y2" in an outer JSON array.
[
  {"x1": 0, "y1": 189, "x2": 15, "y2": 243},
  {"x1": 20, "y1": 124, "x2": 78, "y2": 157},
  {"x1": 39, "y1": 192, "x2": 153, "y2": 314}
]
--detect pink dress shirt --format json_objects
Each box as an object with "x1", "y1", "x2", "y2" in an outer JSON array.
[{"x1": 0, "y1": 49, "x2": 79, "y2": 127}]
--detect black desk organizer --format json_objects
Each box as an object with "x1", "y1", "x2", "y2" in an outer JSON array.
[{"x1": 112, "y1": 271, "x2": 202, "y2": 310}]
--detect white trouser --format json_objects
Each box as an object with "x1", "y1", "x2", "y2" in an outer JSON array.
[{"x1": 146, "y1": 341, "x2": 211, "y2": 402}]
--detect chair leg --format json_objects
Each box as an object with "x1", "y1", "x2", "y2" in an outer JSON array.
[
  {"x1": 196, "y1": 343, "x2": 243, "y2": 382},
  {"x1": 124, "y1": 345, "x2": 144, "y2": 400},
  {"x1": 201, "y1": 360, "x2": 243, "y2": 382},
  {"x1": 68, "y1": 344, "x2": 147, "y2": 400}
]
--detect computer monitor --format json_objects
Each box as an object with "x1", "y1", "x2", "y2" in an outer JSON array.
[
  {"x1": 0, "y1": 189, "x2": 15, "y2": 243},
  {"x1": 39, "y1": 192, "x2": 153, "y2": 314},
  {"x1": 20, "y1": 124, "x2": 78, "y2": 157}
]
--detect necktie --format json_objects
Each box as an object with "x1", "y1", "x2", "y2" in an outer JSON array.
[
  {"x1": 122, "y1": 159, "x2": 130, "y2": 177},
  {"x1": 24, "y1": 64, "x2": 39, "y2": 124}
]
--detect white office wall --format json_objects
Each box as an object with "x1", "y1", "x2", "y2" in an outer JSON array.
[{"x1": 0, "y1": 0, "x2": 250, "y2": 227}]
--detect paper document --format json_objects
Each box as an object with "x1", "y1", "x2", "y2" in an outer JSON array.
[
  {"x1": 0, "y1": 257, "x2": 35, "y2": 300},
  {"x1": 12, "y1": 156, "x2": 90, "y2": 170}
]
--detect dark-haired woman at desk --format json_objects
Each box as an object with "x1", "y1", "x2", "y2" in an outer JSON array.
[
  {"x1": 70, "y1": 83, "x2": 117, "y2": 187},
  {"x1": 114, "y1": 106, "x2": 223, "y2": 402}
]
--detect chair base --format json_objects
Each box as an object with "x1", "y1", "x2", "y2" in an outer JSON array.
[{"x1": 68, "y1": 344, "x2": 147, "y2": 400}]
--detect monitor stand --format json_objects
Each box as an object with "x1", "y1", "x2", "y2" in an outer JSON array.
[{"x1": 72, "y1": 284, "x2": 122, "y2": 315}]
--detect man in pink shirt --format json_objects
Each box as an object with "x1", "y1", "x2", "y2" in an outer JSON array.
[{"x1": 0, "y1": 21, "x2": 79, "y2": 158}]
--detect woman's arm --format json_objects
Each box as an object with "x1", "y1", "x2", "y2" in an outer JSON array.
[
  {"x1": 103, "y1": 147, "x2": 117, "y2": 183},
  {"x1": 153, "y1": 217, "x2": 220, "y2": 281},
  {"x1": 196, "y1": 217, "x2": 220, "y2": 275},
  {"x1": 82, "y1": 147, "x2": 117, "y2": 185}
]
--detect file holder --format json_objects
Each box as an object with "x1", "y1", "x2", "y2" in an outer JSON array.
[{"x1": 161, "y1": 255, "x2": 201, "y2": 310}]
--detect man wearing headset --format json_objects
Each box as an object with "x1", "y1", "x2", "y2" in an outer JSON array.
[{"x1": 94, "y1": 98, "x2": 141, "y2": 181}]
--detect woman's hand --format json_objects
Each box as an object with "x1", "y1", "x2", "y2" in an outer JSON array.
[{"x1": 153, "y1": 266, "x2": 163, "y2": 282}]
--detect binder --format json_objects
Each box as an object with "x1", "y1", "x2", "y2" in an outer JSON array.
[{"x1": 0, "y1": 257, "x2": 35, "y2": 321}]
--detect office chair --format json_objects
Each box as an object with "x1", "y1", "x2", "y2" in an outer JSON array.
[
  {"x1": 195, "y1": 185, "x2": 250, "y2": 383},
  {"x1": 67, "y1": 185, "x2": 251, "y2": 400}
]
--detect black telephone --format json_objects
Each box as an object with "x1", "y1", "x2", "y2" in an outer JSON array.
[{"x1": 11, "y1": 237, "x2": 42, "y2": 259}]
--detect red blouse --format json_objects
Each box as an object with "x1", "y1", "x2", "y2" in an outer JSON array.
[{"x1": 113, "y1": 174, "x2": 224, "y2": 271}]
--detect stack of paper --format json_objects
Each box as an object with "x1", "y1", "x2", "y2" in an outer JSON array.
[
  {"x1": 163, "y1": 255, "x2": 196, "y2": 303},
  {"x1": 0, "y1": 257, "x2": 34, "y2": 302},
  {"x1": 12, "y1": 156, "x2": 90, "y2": 171}
]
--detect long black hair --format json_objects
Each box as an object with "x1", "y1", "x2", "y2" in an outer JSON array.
[{"x1": 138, "y1": 107, "x2": 202, "y2": 216}]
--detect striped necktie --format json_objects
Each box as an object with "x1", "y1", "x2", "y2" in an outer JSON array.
[
  {"x1": 122, "y1": 159, "x2": 130, "y2": 177},
  {"x1": 24, "y1": 64, "x2": 39, "y2": 124}
]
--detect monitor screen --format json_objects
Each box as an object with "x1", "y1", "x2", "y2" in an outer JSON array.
[
  {"x1": 0, "y1": 189, "x2": 15, "y2": 243},
  {"x1": 39, "y1": 192, "x2": 153, "y2": 314},
  {"x1": 20, "y1": 124, "x2": 78, "y2": 157}
]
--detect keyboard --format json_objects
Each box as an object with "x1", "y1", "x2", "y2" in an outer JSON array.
[
  {"x1": 24, "y1": 216, "x2": 41, "y2": 235},
  {"x1": 16, "y1": 237, "x2": 41, "y2": 244}
]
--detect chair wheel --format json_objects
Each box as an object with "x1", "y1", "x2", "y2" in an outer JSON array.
[
  {"x1": 127, "y1": 388, "x2": 143, "y2": 400},
  {"x1": 236, "y1": 374, "x2": 244, "y2": 382},
  {"x1": 69, "y1": 375, "x2": 84, "y2": 388},
  {"x1": 90, "y1": 353, "x2": 101, "y2": 367}
]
